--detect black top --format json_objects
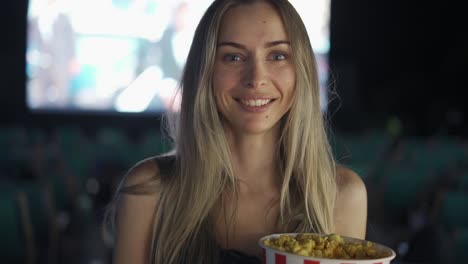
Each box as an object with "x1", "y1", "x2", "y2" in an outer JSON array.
[
  {"x1": 154, "y1": 155, "x2": 262, "y2": 264},
  {"x1": 219, "y1": 249, "x2": 261, "y2": 264}
]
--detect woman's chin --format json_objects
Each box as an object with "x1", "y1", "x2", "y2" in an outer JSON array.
[{"x1": 232, "y1": 121, "x2": 280, "y2": 136}]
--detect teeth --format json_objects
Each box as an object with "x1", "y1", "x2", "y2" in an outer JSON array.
[{"x1": 240, "y1": 99, "x2": 271, "y2": 106}]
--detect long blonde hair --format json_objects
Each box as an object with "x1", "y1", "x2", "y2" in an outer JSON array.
[{"x1": 105, "y1": 0, "x2": 337, "y2": 263}]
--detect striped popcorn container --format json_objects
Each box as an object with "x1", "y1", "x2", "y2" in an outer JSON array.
[{"x1": 259, "y1": 234, "x2": 396, "y2": 264}]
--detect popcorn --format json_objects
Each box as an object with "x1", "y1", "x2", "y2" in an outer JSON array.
[{"x1": 263, "y1": 233, "x2": 392, "y2": 259}]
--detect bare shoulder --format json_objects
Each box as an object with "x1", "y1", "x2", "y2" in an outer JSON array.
[
  {"x1": 334, "y1": 165, "x2": 367, "y2": 239},
  {"x1": 123, "y1": 156, "x2": 162, "y2": 188},
  {"x1": 113, "y1": 156, "x2": 166, "y2": 264},
  {"x1": 336, "y1": 165, "x2": 367, "y2": 197}
]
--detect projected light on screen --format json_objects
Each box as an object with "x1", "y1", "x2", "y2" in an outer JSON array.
[{"x1": 26, "y1": 0, "x2": 330, "y2": 114}]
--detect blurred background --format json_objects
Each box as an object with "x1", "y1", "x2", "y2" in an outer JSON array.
[{"x1": 0, "y1": 0, "x2": 467, "y2": 264}]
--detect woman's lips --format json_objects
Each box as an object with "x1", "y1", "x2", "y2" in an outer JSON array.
[{"x1": 235, "y1": 98, "x2": 276, "y2": 112}]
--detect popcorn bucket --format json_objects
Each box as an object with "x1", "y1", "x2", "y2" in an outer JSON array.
[{"x1": 259, "y1": 233, "x2": 396, "y2": 264}]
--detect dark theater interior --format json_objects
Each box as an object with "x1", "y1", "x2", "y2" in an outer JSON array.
[{"x1": 1, "y1": 0, "x2": 467, "y2": 263}]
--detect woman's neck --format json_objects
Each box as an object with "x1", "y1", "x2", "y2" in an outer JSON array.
[{"x1": 224, "y1": 127, "x2": 282, "y2": 193}]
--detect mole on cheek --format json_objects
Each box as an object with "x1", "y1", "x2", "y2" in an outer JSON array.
[{"x1": 265, "y1": 115, "x2": 269, "y2": 119}]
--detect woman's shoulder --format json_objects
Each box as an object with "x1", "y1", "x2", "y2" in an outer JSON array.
[
  {"x1": 112, "y1": 155, "x2": 176, "y2": 263},
  {"x1": 123, "y1": 154, "x2": 176, "y2": 189},
  {"x1": 334, "y1": 165, "x2": 367, "y2": 239},
  {"x1": 335, "y1": 165, "x2": 367, "y2": 208},
  {"x1": 335, "y1": 165, "x2": 366, "y2": 193}
]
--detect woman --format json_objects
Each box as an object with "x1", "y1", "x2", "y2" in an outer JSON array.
[{"x1": 104, "y1": 0, "x2": 367, "y2": 263}]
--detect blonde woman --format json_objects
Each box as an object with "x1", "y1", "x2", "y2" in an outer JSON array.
[{"x1": 104, "y1": 0, "x2": 367, "y2": 263}]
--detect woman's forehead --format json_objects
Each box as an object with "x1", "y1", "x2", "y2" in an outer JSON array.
[{"x1": 218, "y1": 2, "x2": 288, "y2": 44}]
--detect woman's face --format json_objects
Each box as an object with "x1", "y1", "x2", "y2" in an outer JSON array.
[{"x1": 213, "y1": 2, "x2": 295, "y2": 135}]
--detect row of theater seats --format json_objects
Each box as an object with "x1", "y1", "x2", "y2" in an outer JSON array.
[
  {"x1": 0, "y1": 125, "x2": 171, "y2": 264},
  {"x1": 330, "y1": 130, "x2": 468, "y2": 263}
]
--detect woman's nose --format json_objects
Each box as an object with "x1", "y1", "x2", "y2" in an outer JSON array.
[{"x1": 242, "y1": 60, "x2": 268, "y2": 89}]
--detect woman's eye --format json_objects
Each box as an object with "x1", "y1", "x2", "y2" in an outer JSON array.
[
  {"x1": 223, "y1": 54, "x2": 242, "y2": 62},
  {"x1": 272, "y1": 53, "x2": 287, "y2": 60}
]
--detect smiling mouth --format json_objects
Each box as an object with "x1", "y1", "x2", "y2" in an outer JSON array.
[{"x1": 235, "y1": 98, "x2": 276, "y2": 107}]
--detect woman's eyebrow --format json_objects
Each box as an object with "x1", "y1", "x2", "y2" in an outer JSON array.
[
  {"x1": 217, "y1": 41, "x2": 247, "y2": 50},
  {"x1": 265, "y1": 40, "x2": 290, "y2": 48},
  {"x1": 217, "y1": 40, "x2": 290, "y2": 49}
]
